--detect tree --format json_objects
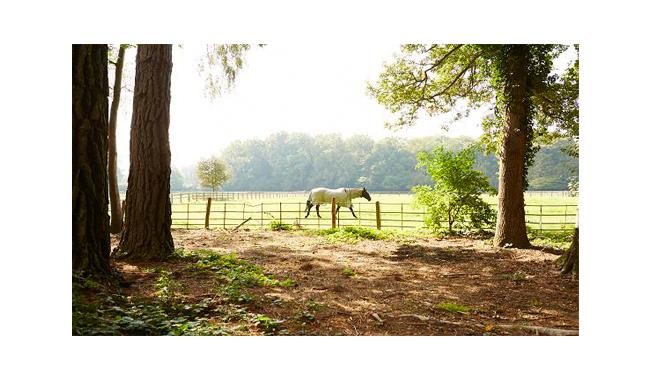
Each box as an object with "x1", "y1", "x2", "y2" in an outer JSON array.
[
  {"x1": 369, "y1": 44, "x2": 573, "y2": 248},
  {"x1": 107, "y1": 44, "x2": 127, "y2": 233},
  {"x1": 198, "y1": 44, "x2": 263, "y2": 99},
  {"x1": 170, "y1": 167, "x2": 186, "y2": 191},
  {"x1": 413, "y1": 145, "x2": 496, "y2": 234},
  {"x1": 547, "y1": 46, "x2": 579, "y2": 275},
  {"x1": 116, "y1": 45, "x2": 174, "y2": 261},
  {"x1": 72, "y1": 44, "x2": 112, "y2": 276},
  {"x1": 197, "y1": 157, "x2": 230, "y2": 192}
]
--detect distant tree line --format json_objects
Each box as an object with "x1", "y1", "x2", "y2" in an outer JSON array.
[{"x1": 119, "y1": 133, "x2": 577, "y2": 192}]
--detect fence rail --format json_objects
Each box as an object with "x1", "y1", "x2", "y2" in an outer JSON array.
[
  {"x1": 119, "y1": 190, "x2": 573, "y2": 203},
  {"x1": 163, "y1": 199, "x2": 577, "y2": 232}
]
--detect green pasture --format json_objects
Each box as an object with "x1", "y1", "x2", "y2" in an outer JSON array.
[{"x1": 166, "y1": 192, "x2": 578, "y2": 231}]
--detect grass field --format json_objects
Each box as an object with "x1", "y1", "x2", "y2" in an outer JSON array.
[{"x1": 165, "y1": 192, "x2": 578, "y2": 232}]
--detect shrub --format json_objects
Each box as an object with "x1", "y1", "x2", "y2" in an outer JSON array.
[
  {"x1": 270, "y1": 220, "x2": 292, "y2": 231},
  {"x1": 413, "y1": 145, "x2": 496, "y2": 234}
]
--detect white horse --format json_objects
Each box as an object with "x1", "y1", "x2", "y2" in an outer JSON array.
[{"x1": 304, "y1": 187, "x2": 371, "y2": 218}]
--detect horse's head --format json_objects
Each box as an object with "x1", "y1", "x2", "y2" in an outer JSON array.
[{"x1": 361, "y1": 187, "x2": 371, "y2": 201}]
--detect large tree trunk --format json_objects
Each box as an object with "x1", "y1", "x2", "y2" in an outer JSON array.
[
  {"x1": 72, "y1": 44, "x2": 112, "y2": 275},
  {"x1": 108, "y1": 45, "x2": 126, "y2": 233},
  {"x1": 493, "y1": 45, "x2": 532, "y2": 248},
  {"x1": 117, "y1": 45, "x2": 174, "y2": 260}
]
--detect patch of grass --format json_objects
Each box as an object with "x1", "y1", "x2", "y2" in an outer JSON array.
[
  {"x1": 528, "y1": 229, "x2": 574, "y2": 250},
  {"x1": 435, "y1": 301, "x2": 471, "y2": 314},
  {"x1": 341, "y1": 267, "x2": 357, "y2": 277},
  {"x1": 309, "y1": 226, "x2": 393, "y2": 243},
  {"x1": 511, "y1": 271, "x2": 528, "y2": 282},
  {"x1": 269, "y1": 220, "x2": 292, "y2": 231}
]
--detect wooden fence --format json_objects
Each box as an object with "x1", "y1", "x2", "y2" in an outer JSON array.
[{"x1": 168, "y1": 199, "x2": 577, "y2": 232}]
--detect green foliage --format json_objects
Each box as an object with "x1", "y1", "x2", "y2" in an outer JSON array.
[
  {"x1": 435, "y1": 302, "x2": 471, "y2": 313},
  {"x1": 341, "y1": 267, "x2": 357, "y2": 277},
  {"x1": 198, "y1": 44, "x2": 263, "y2": 99},
  {"x1": 368, "y1": 44, "x2": 576, "y2": 188},
  {"x1": 413, "y1": 145, "x2": 496, "y2": 234},
  {"x1": 312, "y1": 226, "x2": 393, "y2": 243},
  {"x1": 252, "y1": 314, "x2": 284, "y2": 334},
  {"x1": 511, "y1": 271, "x2": 528, "y2": 282},
  {"x1": 215, "y1": 132, "x2": 575, "y2": 191},
  {"x1": 306, "y1": 300, "x2": 326, "y2": 311},
  {"x1": 528, "y1": 229, "x2": 574, "y2": 250},
  {"x1": 73, "y1": 249, "x2": 292, "y2": 336},
  {"x1": 187, "y1": 250, "x2": 295, "y2": 303},
  {"x1": 295, "y1": 310, "x2": 316, "y2": 322},
  {"x1": 72, "y1": 292, "x2": 228, "y2": 336},
  {"x1": 196, "y1": 157, "x2": 230, "y2": 192},
  {"x1": 269, "y1": 220, "x2": 292, "y2": 231},
  {"x1": 154, "y1": 270, "x2": 183, "y2": 304}
]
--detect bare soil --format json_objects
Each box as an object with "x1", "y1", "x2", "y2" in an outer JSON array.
[{"x1": 112, "y1": 229, "x2": 578, "y2": 336}]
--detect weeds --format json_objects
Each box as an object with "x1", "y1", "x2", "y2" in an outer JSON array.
[
  {"x1": 341, "y1": 267, "x2": 357, "y2": 277},
  {"x1": 435, "y1": 301, "x2": 471, "y2": 314},
  {"x1": 269, "y1": 220, "x2": 293, "y2": 231},
  {"x1": 528, "y1": 229, "x2": 574, "y2": 250}
]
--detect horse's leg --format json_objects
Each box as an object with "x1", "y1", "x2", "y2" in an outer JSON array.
[
  {"x1": 316, "y1": 204, "x2": 322, "y2": 218},
  {"x1": 336, "y1": 206, "x2": 341, "y2": 227},
  {"x1": 304, "y1": 203, "x2": 312, "y2": 218},
  {"x1": 349, "y1": 206, "x2": 357, "y2": 219}
]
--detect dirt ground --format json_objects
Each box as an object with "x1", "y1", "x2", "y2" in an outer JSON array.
[{"x1": 112, "y1": 229, "x2": 578, "y2": 336}]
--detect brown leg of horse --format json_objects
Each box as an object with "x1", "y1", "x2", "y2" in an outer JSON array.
[
  {"x1": 349, "y1": 206, "x2": 357, "y2": 218},
  {"x1": 316, "y1": 204, "x2": 322, "y2": 218},
  {"x1": 304, "y1": 204, "x2": 313, "y2": 218}
]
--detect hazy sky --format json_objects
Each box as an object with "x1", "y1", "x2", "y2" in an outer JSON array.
[{"x1": 114, "y1": 44, "x2": 573, "y2": 169}]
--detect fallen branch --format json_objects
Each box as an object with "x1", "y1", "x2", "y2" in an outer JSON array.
[
  {"x1": 436, "y1": 318, "x2": 578, "y2": 336},
  {"x1": 399, "y1": 314, "x2": 431, "y2": 321},
  {"x1": 494, "y1": 324, "x2": 578, "y2": 336},
  {"x1": 231, "y1": 217, "x2": 252, "y2": 231}
]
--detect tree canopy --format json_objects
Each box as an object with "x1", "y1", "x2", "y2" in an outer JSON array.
[
  {"x1": 196, "y1": 157, "x2": 230, "y2": 192},
  {"x1": 183, "y1": 133, "x2": 578, "y2": 192}
]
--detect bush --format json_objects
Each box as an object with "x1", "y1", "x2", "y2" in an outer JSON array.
[
  {"x1": 269, "y1": 220, "x2": 292, "y2": 231},
  {"x1": 413, "y1": 145, "x2": 496, "y2": 234}
]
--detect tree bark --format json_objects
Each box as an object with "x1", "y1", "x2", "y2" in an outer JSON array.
[
  {"x1": 108, "y1": 45, "x2": 126, "y2": 233},
  {"x1": 559, "y1": 227, "x2": 579, "y2": 275},
  {"x1": 72, "y1": 44, "x2": 112, "y2": 275},
  {"x1": 493, "y1": 45, "x2": 532, "y2": 248},
  {"x1": 117, "y1": 45, "x2": 174, "y2": 260}
]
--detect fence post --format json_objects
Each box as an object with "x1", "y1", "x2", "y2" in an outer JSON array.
[
  {"x1": 331, "y1": 197, "x2": 337, "y2": 229},
  {"x1": 279, "y1": 202, "x2": 283, "y2": 224},
  {"x1": 358, "y1": 203, "x2": 361, "y2": 226},
  {"x1": 223, "y1": 203, "x2": 227, "y2": 229},
  {"x1": 375, "y1": 201, "x2": 381, "y2": 230},
  {"x1": 204, "y1": 197, "x2": 212, "y2": 229},
  {"x1": 539, "y1": 204, "x2": 543, "y2": 231}
]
